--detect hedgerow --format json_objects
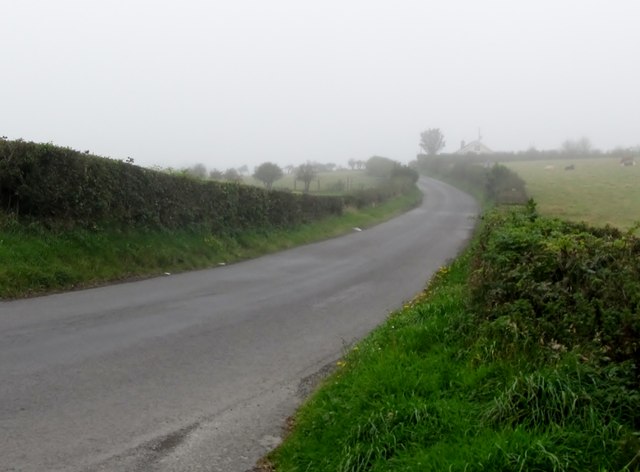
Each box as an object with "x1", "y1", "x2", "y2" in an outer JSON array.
[
  {"x1": 470, "y1": 201, "x2": 640, "y2": 377},
  {"x1": 0, "y1": 139, "x2": 343, "y2": 230}
]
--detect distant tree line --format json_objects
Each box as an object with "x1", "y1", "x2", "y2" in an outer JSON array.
[{"x1": 417, "y1": 126, "x2": 639, "y2": 159}]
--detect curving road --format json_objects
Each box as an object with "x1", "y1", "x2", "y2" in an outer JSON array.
[{"x1": 0, "y1": 177, "x2": 477, "y2": 472}]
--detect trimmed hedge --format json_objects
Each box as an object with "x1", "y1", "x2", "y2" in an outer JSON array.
[{"x1": 0, "y1": 139, "x2": 343, "y2": 231}]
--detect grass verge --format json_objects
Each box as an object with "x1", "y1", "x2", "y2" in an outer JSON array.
[
  {"x1": 0, "y1": 187, "x2": 421, "y2": 299},
  {"x1": 268, "y1": 203, "x2": 640, "y2": 471}
]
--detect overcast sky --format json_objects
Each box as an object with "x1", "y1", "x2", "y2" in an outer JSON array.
[{"x1": 2, "y1": 0, "x2": 639, "y2": 171}]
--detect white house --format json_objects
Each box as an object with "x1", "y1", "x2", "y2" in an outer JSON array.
[{"x1": 455, "y1": 139, "x2": 494, "y2": 155}]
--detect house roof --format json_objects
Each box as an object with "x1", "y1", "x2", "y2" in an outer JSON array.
[{"x1": 455, "y1": 140, "x2": 494, "y2": 155}]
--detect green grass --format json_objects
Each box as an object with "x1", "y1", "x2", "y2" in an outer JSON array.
[
  {"x1": 504, "y1": 158, "x2": 640, "y2": 230},
  {"x1": 0, "y1": 187, "x2": 421, "y2": 299},
  {"x1": 268, "y1": 206, "x2": 640, "y2": 471},
  {"x1": 244, "y1": 170, "x2": 382, "y2": 195}
]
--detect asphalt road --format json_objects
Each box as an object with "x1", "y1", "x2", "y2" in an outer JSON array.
[{"x1": 0, "y1": 177, "x2": 477, "y2": 472}]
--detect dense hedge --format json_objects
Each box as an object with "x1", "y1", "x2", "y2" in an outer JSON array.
[
  {"x1": 0, "y1": 139, "x2": 342, "y2": 230},
  {"x1": 470, "y1": 202, "x2": 640, "y2": 380}
]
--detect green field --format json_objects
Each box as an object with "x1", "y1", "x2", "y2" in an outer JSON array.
[
  {"x1": 504, "y1": 158, "x2": 639, "y2": 230},
  {"x1": 244, "y1": 170, "x2": 382, "y2": 195}
]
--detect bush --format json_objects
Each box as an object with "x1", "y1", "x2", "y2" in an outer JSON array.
[{"x1": 469, "y1": 203, "x2": 640, "y2": 379}]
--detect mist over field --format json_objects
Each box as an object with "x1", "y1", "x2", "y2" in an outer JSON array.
[{"x1": 1, "y1": 0, "x2": 639, "y2": 172}]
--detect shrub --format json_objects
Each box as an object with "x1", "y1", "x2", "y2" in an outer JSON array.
[{"x1": 469, "y1": 203, "x2": 640, "y2": 380}]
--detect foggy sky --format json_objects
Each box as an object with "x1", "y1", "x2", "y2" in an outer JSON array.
[{"x1": 2, "y1": 0, "x2": 639, "y2": 171}]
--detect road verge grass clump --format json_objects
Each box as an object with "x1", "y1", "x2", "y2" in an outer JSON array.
[{"x1": 269, "y1": 204, "x2": 640, "y2": 471}]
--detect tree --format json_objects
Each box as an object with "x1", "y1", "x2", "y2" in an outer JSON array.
[
  {"x1": 224, "y1": 168, "x2": 242, "y2": 182},
  {"x1": 236, "y1": 164, "x2": 249, "y2": 175},
  {"x1": 365, "y1": 156, "x2": 398, "y2": 178},
  {"x1": 253, "y1": 162, "x2": 283, "y2": 190},
  {"x1": 347, "y1": 158, "x2": 357, "y2": 170},
  {"x1": 562, "y1": 137, "x2": 592, "y2": 156},
  {"x1": 420, "y1": 128, "x2": 446, "y2": 155},
  {"x1": 209, "y1": 169, "x2": 224, "y2": 180},
  {"x1": 296, "y1": 162, "x2": 316, "y2": 193},
  {"x1": 185, "y1": 163, "x2": 207, "y2": 179}
]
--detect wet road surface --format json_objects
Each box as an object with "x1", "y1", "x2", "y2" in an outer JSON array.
[{"x1": 0, "y1": 177, "x2": 477, "y2": 471}]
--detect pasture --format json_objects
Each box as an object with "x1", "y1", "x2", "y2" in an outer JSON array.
[
  {"x1": 243, "y1": 170, "x2": 382, "y2": 195},
  {"x1": 504, "y1": 157, "x2": 639, "y2": 230}
]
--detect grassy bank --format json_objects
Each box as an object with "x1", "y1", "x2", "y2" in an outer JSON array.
[
  {"x1": 504, "y1": 158, "x2": 639, "y2": 230},
  {"x1": 268, "y1": 203, "x2": 640, "y2": 471},
  {"x1": 0, "y1": 187, "x2": 421, "y2": 299}
]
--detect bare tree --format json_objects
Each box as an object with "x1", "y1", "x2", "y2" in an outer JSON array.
[
  {"x1": 420, "y1": 128, "x2": 446, "y2": 155},
  {"x1": 561, "y1": 137, "x2": 592, "y2": 156}
]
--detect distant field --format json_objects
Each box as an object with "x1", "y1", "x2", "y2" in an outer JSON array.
[
  {"x1": 244, "y1": 170, "x2": 382, "y2": 194},
  {"x1": 504, "y1": 158, "x2": 639, "y2": 230}
]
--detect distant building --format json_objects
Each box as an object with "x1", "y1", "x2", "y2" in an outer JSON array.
[{"x1": 455, "y1": 139, "x2": 494, "y2": 155}]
